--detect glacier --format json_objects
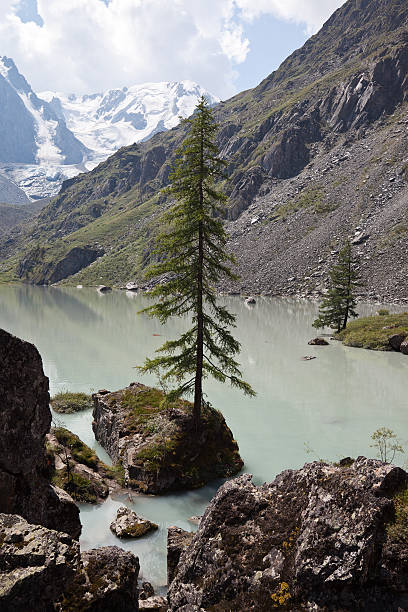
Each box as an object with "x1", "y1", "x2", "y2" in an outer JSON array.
[{"x1": 0, "y1": 54, "x2": 218, "y2": 201}]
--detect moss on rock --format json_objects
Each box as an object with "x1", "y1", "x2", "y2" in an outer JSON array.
[
  {"x1": 51, "y1": 391, "x2": 94, "y2": 413},
  {"x1": 92, "y1": 382, "x2": 244, "y2": 494}
]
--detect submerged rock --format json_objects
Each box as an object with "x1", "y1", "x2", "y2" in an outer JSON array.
[
  {"x1": 168, "y1": 458, "x2": 408, "y2": 611},
  {"x1": 110, "y1": 506, "x2": 158, "y2": 538},
  {"x1": 0, "y1": 513, "x2": 79, "y2": 612},
  {"x1": 308, "y1": 337, "x2": 329, "y2": 345},
  {"x1": 92, "y1": 382, "x2": 243, "y2": 494},
  {"x1": 0, "y1": 329, "x2": 81, "y2": 539}
]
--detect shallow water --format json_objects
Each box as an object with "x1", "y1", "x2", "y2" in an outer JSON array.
[{"x1": 1, "y1": 284, "x2": 407, "y2": 588}]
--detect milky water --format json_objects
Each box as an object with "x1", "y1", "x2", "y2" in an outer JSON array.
[{"x1": 1, "y1": 284, "x2": 407, "y2": 590}]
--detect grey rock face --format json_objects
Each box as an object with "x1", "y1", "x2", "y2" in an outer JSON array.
[
  {"x1": 110, "y1": 506, "x2": 158, "y2": 539},
  {"x1": 167, "y1": 526, "x2": 194, "y2": 585},
  {"x1": 168, "y1": 459, "x2": 408, "y2": 611},
  {"x1": 0, "y1": 329, "x2": 81, "y2": 538},
  {"x1": 0, "y1": 173, "x2": 30, "y2": 205},
  {"x1": 17, "y1": 245, "x2": 104, "y2": 284},
  {"x1": 0, "y1": 513, "x2": 80, "y2": 612}
]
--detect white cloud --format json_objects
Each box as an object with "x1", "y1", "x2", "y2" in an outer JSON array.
[
  {"x1": 235, "y1": 0, "x2": 345, "y2": 34},
  {"x1": 0, "y1": 0, "x2": 345, "y2": 98}
]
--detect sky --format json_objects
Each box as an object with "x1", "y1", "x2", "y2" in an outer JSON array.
[{"x1": 0, "y1": 0, "x2": 346, "y2": 99}]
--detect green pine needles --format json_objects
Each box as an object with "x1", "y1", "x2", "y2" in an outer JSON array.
[
  {"x1": 139, "y1": 96, "x2": 255, "y2": 430},
  {"x1": 313, "y1": 240, "x2": 361, "y2": 333}
]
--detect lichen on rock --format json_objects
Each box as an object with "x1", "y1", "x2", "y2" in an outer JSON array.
[
  {"x1": 0, "y1": 513, "x2": 80, "y2": 612},
  {"x1": 168, "y1": 458, "x2": 408, "y2": 611},
  {"x1": 92, "y1": 382, "x2": 243, "y2": 494}
]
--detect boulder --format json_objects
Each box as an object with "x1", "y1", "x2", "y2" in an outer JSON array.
[
  {"x1": 97, "y1": 285, "x2": 112, "y2": 293},
  {"x1": 92, "y1": 382, "x2": 243, "y2": 494},
  {"x1": 110, "y1": 506, "x2": 158, "y2": 538},
  {"x1": 245, "y1": 296, "x2": 256, "y2": 305},
  {"x1": 61, "y1": 546, "x2": 140, "y2": 611},
  {"x1": 126, "y1": 282, "x2": 138, "y2": 291},
  {"x1": 400, "y1": 338, "x2": 408, "y2": 355},
  {"x1": 0, "y1": 513, "x2": 80, "y2": 612},
  {"x1": 308, "y1": 337, "x2": 329, "y2": 345},
  {"x1": 0, "y1": 329, "x2": 81, "y2": 539},
  {"x1": 388, "y1": 333, "x2": 407, "y2": 351},
  {"x1": 168, "y1": 458, "x2": 408, "y2": 611},
  {"x1": 167, "y1": 526, "x2": 194, "y2": 585}
]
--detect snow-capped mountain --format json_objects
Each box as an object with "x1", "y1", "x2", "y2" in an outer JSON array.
[
  {"x1": 0, "y1": 56, "x2": 87, "y2": 166},
  {"x1": 39, "y1": 81, "x2": 219, "y2": 164},
  {"x1": 0, "y1": 56, "x2": 218, "y2": 201}
]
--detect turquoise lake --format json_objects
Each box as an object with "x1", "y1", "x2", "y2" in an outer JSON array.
[{"x1": 0, "y1": 284, "x2": 407, "y2": 589}]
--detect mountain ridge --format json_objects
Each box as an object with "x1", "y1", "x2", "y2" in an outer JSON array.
[
  {"x1": 2, "y1": 0, "x2": 408, "y2": 302},
  {"x1": 0, "y1": 56, "x2": 217, "y2": 200}
]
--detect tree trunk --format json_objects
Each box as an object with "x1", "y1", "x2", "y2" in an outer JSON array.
[
  {"x1": 193, "y1": 126, "x2": 205, "y2": 433},
  {"x1": 194, "y1": 220, "x2": 204, "y2": 432}
]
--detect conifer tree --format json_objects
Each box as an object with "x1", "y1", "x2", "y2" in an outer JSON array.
[
  {"x1": 313, "y1": 240, "x2": 360, "y2": 333},
  {"x1": 140, "y1": 96, "x2": 255, "y2": 430}
]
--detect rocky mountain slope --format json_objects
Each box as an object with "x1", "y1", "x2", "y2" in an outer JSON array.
[{"x1": 1, "y1": 0, "x2": 408, "y2": 301}]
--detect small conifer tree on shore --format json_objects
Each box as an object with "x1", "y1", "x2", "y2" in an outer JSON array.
[
  {"x1": 139, "y1": 96, "x2": 255, "y2": 431},
  {"x1": 313, "y1": 240, "x2": 360, "y2": 333}
]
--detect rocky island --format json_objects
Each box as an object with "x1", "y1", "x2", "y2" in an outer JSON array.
[{"x1": 92, "y1": 382, "x2": 243, "y2": 493}]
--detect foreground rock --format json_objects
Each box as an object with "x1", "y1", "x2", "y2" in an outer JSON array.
[
  {"x1": 92, "y1": 383, "x2": 243, "y2": 493},
  {"x1": 60, "y1": 546, "x2": 140, "y2": 611},
  {"x1": 168, "y1": 458, "x2": 408, "y2": 611},
  {"x1": 0, "y1": 513, "x2": 79, "y2": 611},
  {"x1": 0, "y1": 329, "x2": 81, "y2": 539},
  {"x1": 139, "y1": 596, "x2": 168, "y2": 610},
  {"x1": 110, "y1": 506, "x2": 158, "y2": 538}
]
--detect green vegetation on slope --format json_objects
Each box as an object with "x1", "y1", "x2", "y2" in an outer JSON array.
[
  {"x1": 1, "y1": 0, "x2": 408, "y2": 286},
  {"x1": 337, "y1": 313, "x2": 408, "y2": 350}
]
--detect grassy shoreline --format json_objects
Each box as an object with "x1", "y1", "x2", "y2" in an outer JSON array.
[{"x1": 337, "y1": 312, "x2": 408, "y2": 351}]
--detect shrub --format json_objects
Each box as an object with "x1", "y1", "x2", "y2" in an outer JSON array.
[{"x1": 378, "y1": 309, "x2": 390, "y2": 316}]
